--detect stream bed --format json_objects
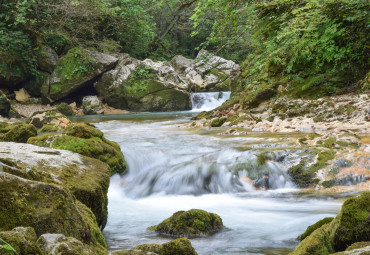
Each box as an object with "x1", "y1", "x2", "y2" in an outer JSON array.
[{"x1": 89, "y1": 113, "x2": 344, "y2": 255}]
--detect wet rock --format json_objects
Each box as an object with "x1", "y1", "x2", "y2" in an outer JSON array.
[
  {"x1": 0, "y1": 90, "x2": 11, "y2": 117},
  {"x1": 82, "y1": 95, "x2": 104, "y2": 115},
  {"x1": 41, "y1": 47, "x2": 118, "y2": 103},
  {"x1": 0, "y1": 142, "x2": 110, "y2": 230},
  {"x1": 291, "y1": 191, "x2": 370, "y2": 254},
  {"x1": 149, "y1": 209, "x2": 223, "y2": 238}
]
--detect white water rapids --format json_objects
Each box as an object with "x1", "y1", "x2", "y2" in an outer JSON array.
[{"x1": 88, "y1": 93, "x2": 344, "y2": 254}]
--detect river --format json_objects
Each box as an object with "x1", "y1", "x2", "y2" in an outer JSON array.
[{"x1": 85, "y1": 93, "x2": 344, "y2": 255}]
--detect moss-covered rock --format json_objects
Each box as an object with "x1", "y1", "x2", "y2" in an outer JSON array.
[
  {"x1": 0, "y1": 142, "x2": 110, "y2": 230},
  {"x1": 0, "y1": 90, "x2": 11, "y2": 117},
  {"x1": 82, "y1": 96, "x2": 104, "y2": 115},
  {"x1": 290, "y1": 191, "x2": 370, "y2": 255},
  {"x1": 0, "y1": 172, "x2": 106, "y2": 254},
  {"x1": 111, "y1": 237, "x2": 198, "y2": 255},
  {"x1": 28, "y1": 122, "x2": 126, "y2": 175},
  {"x1": 37, "y1": 233, "x2": 96, "y2": 255},
  {"x1": 0, "y1": 227, "x2": 42, "y2": 255},
  {"x1": 298, "y1": 217, "x2": 334, "y2": 241},
  {"x1": 27, "y1": 110, "x2": 69, "y2": 129},
  {"x1": 288, "y1": 148, "x2": 336, "y2": 188},
  {"x1": 210, "y1": 117, "x2": 227, "y2": 127},
  {"x1": 57, "y1": 102, "x2": 74, "y2": 116},
  {"x1": 41, "y1": 47, "x2": 118, "y2": 103},
  {"x1": 149, "y1": 209, "x2": 223, "y2": 238},
  {"x1": 0, "y1": 122, "x2": 37, "y2": 143}
]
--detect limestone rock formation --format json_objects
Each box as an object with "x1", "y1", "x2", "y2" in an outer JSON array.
[{"x1": 41, "y1": 47, "x2": 118, "y2": 103}]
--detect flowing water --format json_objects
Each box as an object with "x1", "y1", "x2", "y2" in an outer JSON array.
[{"x1": 85, "y1": 93, "x2": 345, "y2": 254}]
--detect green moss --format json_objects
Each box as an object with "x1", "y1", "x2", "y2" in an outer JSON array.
[
  {"x1": 298, "y1": 217, "x2": 334, "y2": 241},
  {"x1": 50, "y1": 47, "x2": 96, "y2": 96},
  {"x1": 333, "y1": 191, "x2": 370, "y2": 251},
  {"x1": 344, "y1": 242, "x2": 370, "y2": 251},
  {"x1": 288, "y1": 148, "x2": 335, "y2": 187},
  {"x1": 64, "y1": 123, "x2": 103, "y2": 139},
  {"x1": 210, "y1": 118, "x2": 226, "y2": 127},
  {"x1": 0, "y1": 227, "x2": 42, "y2": 255},
  {"x1": 291, "y1": 192, "x2": 370, "y2": 255},
  {"x1": 149, "y1": 209, "x2": 223, "y2": 238},
  {"x1": 57, "y1": 103, "x2": 74, "y2": 116},
  {"x1": 334, "y1": 105, "x2": 357, "y2": 115},
  {"x1": 0, "y1": 123, "x2": 37, "y2": 143},
  {"x1": 40, "y1": 124, "x2": 61, "y2": 133},
  {"x1": 160, "y1": 238, "x2": 198, "y2": 255},
  {"x1": 191, "y1": 111, "x2": 212, "y2": 120},
  {"x1": 134, "y1": 244, "x2": 162, "y2": 254}
]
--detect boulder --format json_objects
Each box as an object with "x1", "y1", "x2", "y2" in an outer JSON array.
[
  {"x1": 149, "y1": 209, "x2": 223, "y2": 238},
  {"x1": 15, "y1": 88, "x2": 31, "y2": 103},
  {"x1": 23, "y1": 72, "x2": 49, "y2": 97},
  {"x1": 110, "y1": 238, "x2": 198, "y2": 255},
  {"x1": 0, "y1": 227, "x2": 42, "y2": 255},
  {"x1": 0, "y1": 122, "x2": 37, "y2": 143},
  {"x1": 82, "y1": 96, "x2": 104, "y2": 115},
  {"x1": 0, "y1": 172, "x2": 107, "y2": 254},
  {"x1": 36, "y1": 45, "x2": 58, "y2": 74},
  {"x1": 0, "y1": 142, "x2": 110, "y2": 230},
  {"x1": 94, "y1": 52, "x2": 239, "y2": 111},
  {"x1": 57, "y1": 102, "x2": 74, "y2": 116},
  {"x1": 27, "y1": 122, "x2": 126, "y2": 175},
  {"x1": 27, "y1": 110, "x2": 69, "y2": 129},
  {"x1": 41, "y1": 47, "x2": 118, "y2": 103},
  {"x1": 290, "y1": 191, "x2": 370, "y2": 254},
  {"x1": 0, "y1": 90, "x2": 10, "y2": 117},
  {"x1": 37, "y1": 233, "x2": 97, "y2": 255}
]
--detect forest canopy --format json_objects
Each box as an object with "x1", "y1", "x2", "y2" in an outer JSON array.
[{"x1": 0, "y1": 0, "x2": 369, "y2": 97}]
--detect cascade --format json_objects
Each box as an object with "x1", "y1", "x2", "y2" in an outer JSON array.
[{"x1": 191, "y1": 91, "x2": 231, "y2": 111}]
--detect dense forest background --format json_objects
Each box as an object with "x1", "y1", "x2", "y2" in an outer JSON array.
[{"x1": 1, "y1": 0, "x2": 369, "y2": 98}]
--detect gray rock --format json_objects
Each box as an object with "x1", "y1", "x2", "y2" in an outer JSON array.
[
  {"x1": 82, "y1": 95, "x2": 104, "y2": 115},
  {"x1": 37, "y1": 45, "x2": 58, "y2": 73},
  {"x1": 0, "y1": 90, "x2": 10, "y2": 117}
]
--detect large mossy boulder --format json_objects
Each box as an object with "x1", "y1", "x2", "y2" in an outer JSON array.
[
  {"x1": 290, "y1": 191, "x2": 370, "y2": 255},
  {"x1": 111, "y1": 237, "x2": 198, "y2": 255},
  {"x1": 41, "y1": 47, "x2": 118, "y2": 103},
  {"x1": 149, "y1": 209, "x2": 223, "y2": 238},
  {"x1": 28, "y1": 122, "x2": 126, "y2": 175},
  {"x1": 122, "y1": 78, "x2": 191, "y2": 112},
  {"x1": 0, "y1": 122, "x2": 37, "y2": 143},
  {"x1": 0, "y1": 172, "x2": 106, "y2": 254},
  {"x1": 0, "y1": 90, "x2": 11, "y2": 117},
  {"x1": 0, "y1": 142, "x2": 110, "y2": 230}
]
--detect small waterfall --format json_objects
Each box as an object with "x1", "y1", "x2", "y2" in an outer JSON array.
[{"x1": 191, "y1": 91, "x2": 231, "y2": 111}]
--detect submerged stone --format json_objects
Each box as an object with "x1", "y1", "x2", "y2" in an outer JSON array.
[{"x1": 149, "y1": 209, "x2": 223, "y2": 238}]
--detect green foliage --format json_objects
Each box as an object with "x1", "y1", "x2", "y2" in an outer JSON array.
[
  {"x1": 0, "y1": 237, "x2": 17, "y2": 254},
  {"x1": 193, "y1": 0, "x2": 370, "y2": 96}
]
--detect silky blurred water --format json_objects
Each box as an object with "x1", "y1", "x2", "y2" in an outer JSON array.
[{"x1": 94, "y1": 115, "x2": 343, "y2": 255}]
